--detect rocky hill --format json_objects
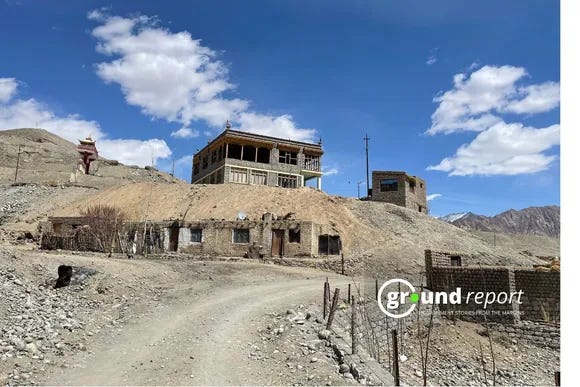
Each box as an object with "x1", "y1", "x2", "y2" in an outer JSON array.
[
  {"x1": 0, "y1": 128, "x2": 179, "y2": 188},
  {"x1": 0, "y1": 128, "x2": 182, "y2": 231},
  {"x1": 444, "y1": 206, "x2": 560, "y2": 238}
]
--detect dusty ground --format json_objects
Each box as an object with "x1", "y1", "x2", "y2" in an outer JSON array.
[
  {"x1": 0, "y1": 243, "x2": 356, "y2": 386},
  {"x1": 1, "y1": 241, "x2": 560, "y2": 386}
]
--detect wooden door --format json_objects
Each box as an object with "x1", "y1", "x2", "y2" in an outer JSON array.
[
  {"x1": 169, "y1": 227, "x2": 179, "y2": 251},
  {"x1": 271, "y1": 230, "x2": 284, "y2": 256}
]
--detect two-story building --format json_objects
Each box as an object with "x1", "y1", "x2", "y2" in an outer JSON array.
[{"x1": 191, "y1": 126, "x2": 324, "y2": 189}]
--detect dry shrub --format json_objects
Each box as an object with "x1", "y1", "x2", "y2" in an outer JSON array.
[{"x1": 80, "y1": 204, "x2": 126, "y2": 252}]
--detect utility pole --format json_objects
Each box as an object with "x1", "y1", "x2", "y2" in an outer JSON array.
[
  {"x1": 14, "y1": 145, "x2": 23, "y2": 184},
  {"x1": 364, "y1": 134, "x2": 370, "y2": 197}
]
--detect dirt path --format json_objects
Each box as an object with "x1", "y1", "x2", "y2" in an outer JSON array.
[{"x1": 45, "y1": 263, "x2": 349, "y2": 385}]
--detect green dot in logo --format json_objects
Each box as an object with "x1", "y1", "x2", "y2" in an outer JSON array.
[{"x1": 410, "y1": 293, "x2": 420, "y2": 303}]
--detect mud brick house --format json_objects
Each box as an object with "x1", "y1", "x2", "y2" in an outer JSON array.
[
  {"x1": 370, "y1": 171, "x2": 428, "y2": 213},
  {"x1": 191, "y1": 125, "x2": 324, "y2": 190},
  {"x1": 40, "y1": 213, "x2": 342, "y2": 258}
]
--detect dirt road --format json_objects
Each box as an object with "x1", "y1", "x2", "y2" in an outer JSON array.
[{"x1": 44, "y1": 261, "x2": 350, "y2": 385}]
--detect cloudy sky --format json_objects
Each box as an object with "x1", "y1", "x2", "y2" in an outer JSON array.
[{"x1": 0, "y1": 0, "x2": 559, "y2": 216}]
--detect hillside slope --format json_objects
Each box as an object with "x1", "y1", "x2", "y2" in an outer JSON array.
[
  {"x1": 449, "y1": 206, "x2": 560, "y2": 237},
  {"x1": 0, "y1": 128, "x2": 183, "y2": 231},
  {"x1": 51, "y1": 182, "x2": 558, "y2": 273},
  {"x1": 0, "y1": 128, "x2": 179, "y2": 187}
]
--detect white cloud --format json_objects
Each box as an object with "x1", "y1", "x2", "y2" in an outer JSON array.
[
  {"x1": 170, "y1": 127, "x2": 199, "y2": 139},
  {"x1": 503, "y1": 81, "x2": 560, "y2": 114},
  {"x1": 0, "y1": 77, "x2": 171, "y2": 167},
  {"x1": 0, "y1": 78, "x2": 18, "y2": 103},
  {"x1": 89, "y1": 10, "x2": 316, "y2": 142},
  {"x1": 428, "y1": 65, "x2": 560, "y2": 135},
  {"x1": 426, "y1": 55, "x2": 437, "y2": 66},
  {"x1": 427, "y1": 193, "x2": 442, "y2": 201},
  {"x1": 427, "y1": 65, "x2": 560, "y2": 176},
  {"x1": 322, "y1": 167, "x2": 339, "y2": 176},
  {"x1": 427, "y1": 122, "x2": 560, "y2": 176}
]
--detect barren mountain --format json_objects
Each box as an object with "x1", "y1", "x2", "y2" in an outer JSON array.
[{"x1": 445, "y1": 206, "x2": 560, "y2": 238}]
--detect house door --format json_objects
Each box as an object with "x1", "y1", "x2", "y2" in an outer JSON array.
[
  {"x1": 169, "y1": 227, "x2": 179, "y2": 251},
  {"x1": 271, "y1": 229, "x2": 284, "y2": 257}
]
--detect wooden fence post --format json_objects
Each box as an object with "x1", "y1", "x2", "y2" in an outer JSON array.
[
  {"x1": 392, "y1": 329, "x2": 400, "y2": 386},
  {"x1": 323, "y1": 281, "x2": 329, "y2": 319},
  {"x1": 326, "y1": 288, "x2": 341, "y2": 330},
  {"x1": 341, "y1": 253, "x2": 345, "y2": 275},
  {"x1": 348, "y1": 284, "x2": 351, "y2": 303},
  {"x1": 351, "y1": 296, "x2": 358, "y2": 354}
]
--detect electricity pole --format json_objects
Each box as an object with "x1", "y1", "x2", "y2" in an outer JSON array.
[
  {"x1": 364, "y1": 134, "x2": 370, "y2": 197},
  {"x1": 14, "y1": 145, "x2": 23, "y2": 184}
]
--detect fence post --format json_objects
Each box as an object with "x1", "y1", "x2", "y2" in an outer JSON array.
[
  {"x1": 341, "y1": 253, "x2": 345, "y2": 275},
  {"x1": 326, "y1": 288, "x2": 341, "y2": 330},
  {"x1": 375, "y1": 278, "x2": 379, "y2": 300},
  {"x1": 323, "y1": 281, "x2": 329, "y2": 319},
  {"x1": 392, "y1": 329, "x2": 400, "y2": 386},
  {"x1": 348, "y1": 284, "x2": 351, "y2": 303},
  {"x1": 555, "y1": 371, "x2": 560, "y2": 386},
  {"x1": 351, "y1": 296, "x2": 358, "y2": 354}
]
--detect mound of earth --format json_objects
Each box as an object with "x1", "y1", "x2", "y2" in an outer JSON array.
[{"x1": 51, "y1": 182, "x2": 557, "y2": 273}]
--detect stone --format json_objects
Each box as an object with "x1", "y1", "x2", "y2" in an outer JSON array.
[
  {"x1": 339, "y1": 364, "x2": 350, "y2": 374},
  {"x1": 318, "y1": 330, "x2": 331, "y2": 340}
]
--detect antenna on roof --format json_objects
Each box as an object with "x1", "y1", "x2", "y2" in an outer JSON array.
[{"x1": 225, "y1": 120, "x2": 231, "y2": 130}]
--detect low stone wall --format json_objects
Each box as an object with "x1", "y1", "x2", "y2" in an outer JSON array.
[{"x1": 491, "y1": 321, "x2": 560, "y2": 349}]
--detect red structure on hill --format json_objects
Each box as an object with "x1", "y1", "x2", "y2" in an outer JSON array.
[{"x1": 76, "y1": 137, "x2": 98, "y2": 174}]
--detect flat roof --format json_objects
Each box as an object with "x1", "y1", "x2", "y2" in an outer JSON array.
[
  {"x1": 373, "y1": 170, "x2": 426, "y2": 181},
  {"x1": 194, "y1": 129, "x2": 322, "y2": 158}
]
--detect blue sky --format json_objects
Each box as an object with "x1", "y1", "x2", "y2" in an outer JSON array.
[{"x1": 0, "y1": 0, "x2": 560, "y2": 216}]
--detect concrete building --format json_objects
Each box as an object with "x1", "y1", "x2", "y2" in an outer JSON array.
[
  {"x1": 370, "y1": 171, "x2": 428, "y2": 213},
  {"x1": 191, "y1": 125, "x2": 324, "y2": 189}
]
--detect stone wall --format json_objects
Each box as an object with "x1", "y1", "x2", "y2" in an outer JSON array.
[
  {"x1": 425, "y1": 250, "x2": 560, "y2": 324},
  {"x1": 490, "y1": 321, "x2": 560, "y2": 349},
  {"x1": 175, "y1": 218, "x2": 318, "y2": 258},
  {"x1": 515, "y1": 270, "x2": 560, "y2": 323}
]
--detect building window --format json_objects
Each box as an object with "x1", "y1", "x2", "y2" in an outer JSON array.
[
  {"x1": 279, "y1": 150, "x2": 298, "y2": 165},
  {"x1": 227, "y1": 143, "x2": 242, "y2": 159},
  {"x1": 278, "y1": 174, "x2": 298, "y2": 188},
  {"x1": 190, "y1": 228, "x2": 202, "y2": 243},
  {"x1": 318, "y1": 235, "x2": 341, "y2": 255},
  {"x1": 211, "y1": 149, "x2": 217, "y2": 163},
  {"x1": 230, "y1": 167, "x2": 248, "y2": 184},
  {"x1": 450, "y1": 255, "x2": 462, "y2": 266},
  {"x1": 242, "y1": 145, "x2": 256, "y2": 161},
  {"x1": 193, "y1": 163, "x2": 200, "y2": 175},
  {"x1": 304, "y1": 154, "x2": 320, "y2": 171},
  {"x1": 233, "y1": 228, "x2": 250, "y2": 244},
  {"x1": 380, "y1": 178, "x2": 398, "y2": 192},
  {"x1": 257, "y1": 147, "x2": 270, "y2": 163},
  {"x1": 289, "y1": 229, "x2": 301, "y2": 243},
  {"x1": 250, "y1": 170, "x2": 267, "y2": 185},
  {"x1": 202, "y1": 155, "x2": 208, "y2": 169}
]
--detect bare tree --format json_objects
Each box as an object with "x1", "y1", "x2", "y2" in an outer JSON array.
[{"x1": 80, "y1": 204, "x2": 126, "y2": 252}]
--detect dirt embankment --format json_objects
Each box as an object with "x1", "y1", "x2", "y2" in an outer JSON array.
[{"x1": 49, "y1": 182, "x2": 557, "y2": 273}]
